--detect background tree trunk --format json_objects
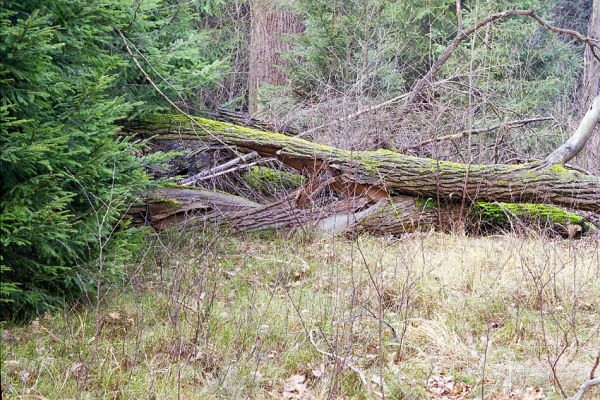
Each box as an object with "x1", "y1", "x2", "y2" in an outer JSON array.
[
  {"x1": 248, "y1": 0, "x2": 303, "y2": 115},
  {"x1": 582, "y1": 0, "x2": 600, "y2": 109},
  {"x1": 580, "y1": 0, "x2": 600, "y2": 172}
]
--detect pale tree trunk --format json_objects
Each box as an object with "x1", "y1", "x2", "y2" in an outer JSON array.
[
  {"x1": 580, "y1": 0, "x2": 600, "y2": 171},
  {"x1": 248, "y1": 0, "x2": 303, "y2": 115}
]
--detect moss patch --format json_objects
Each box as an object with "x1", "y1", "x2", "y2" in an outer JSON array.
[
  {"x1": 415, "y1": 197, "x2": 437, "y2": 209},
  {"x1": 242, "y1": 166, "x2": 306, "y2": 193},
  {"x1": 472, "y1": 201, "x2": 594, "y2": 233}
]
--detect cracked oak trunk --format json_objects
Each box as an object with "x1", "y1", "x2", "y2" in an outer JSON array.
[{"x1": 125, "y1": 116, "x2": 600, "y2": 212}]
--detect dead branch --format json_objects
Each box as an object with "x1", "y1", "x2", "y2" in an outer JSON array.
[
  {"x1": 544, "y1": 95, "x2": 600, "y2": 167},
  {"x1": 404, "y1": 9, "x2": 600, "y2": 108},
  {"x1": 591, "y1": 347, "x2": 600, "y2": 380},
  {"x1": 295, "y1": 79, "x2": 452, "y2": 139},
  {"x1": 180, "y1": 151, "x2": 260, "y2": 186},
  {"x1": 127, "y1": 116, "x2": 600, "y2": 212},
  {"x1": 401, "y1": 116, "x2": 553, "y2": 151},
  {"x1": 570, "y1": 377, "x2": 600, "y2": 400},
  {"x1": 308, "y1": 329, "x2": 383, "y2": 398},
  {"x1": 296, "y1": 9, "x2": 600, "y2": 139}
]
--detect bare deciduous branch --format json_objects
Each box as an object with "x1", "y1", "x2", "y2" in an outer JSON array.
[
  {"x1": 544, "y1": 95, "x2": 600, "y2": 167},
  {"x1": 180, "y1": 152, "x2": 260, "y2": 186},
  {"x1": 570, "y1": 377, "x2": 600, "y2": 400},
  {"x1": 296, "y1": 9, "x2": 600, "y2": 139},
  {"x1": 401, "y1": 117, "x2": 553, "y2": 151}
]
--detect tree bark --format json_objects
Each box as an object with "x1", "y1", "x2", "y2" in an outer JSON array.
[
  {"x1": 125, "y1": 116, "x2": 600, "y2": 212},
  {"x1": 544, "y1": 95, "x2": 600, "y2": 166},
  {"x1": 129, "y1": 187, "x2": 260, "y2": 229},
  {"x1": 136, "y1": 186, "x2": 594, "y2": 237},
  {"x1": 582, "y1": 0, "x2": 600, "y2": 110},
  {"x1": 248, "y1": 0, "x2": 303, "y2": 115},
  {"x1": 580, "y1": 0, "x2": 600, "y2": 172}
]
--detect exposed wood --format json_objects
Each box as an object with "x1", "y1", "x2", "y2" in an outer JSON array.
[
  {"x1": 125, "y1": 116, "x2": 600, "y2": 212},
  {"x1": 136, "y1": 185, "x2": 594, "y2": 238},
  {"x1": 229, "y1": 197, "x2": 370, "y2": 232},
  {"x1": 130, "y1": 187, "x2": 260, "y2": 229},
  {"x1": 570, "y1": 377, "x2": 600, "y2": 400},
  {"x1": 180, "y1": 151, "x2": 260, "y2": 186}
]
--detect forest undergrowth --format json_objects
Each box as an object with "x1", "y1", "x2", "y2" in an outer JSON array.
[{"x1": 2, "y1": 229, "x2": 598, "y2": 399}]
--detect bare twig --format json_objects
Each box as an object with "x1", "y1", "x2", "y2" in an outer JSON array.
[
  {"x1": 544, "y1": 95, "x2": 600, "y2": 167},
  {"x1": 183, "y1": 158, "x2": 272, "y2": 183},
  {"x1": 591, "y1": 347, "x2": 600, "y2": 380},
  {"x1": 116, "y1": 29, "x2": 243, "y2": 157},
  {"x1": 401, "y1": 116, "x2": 553, "y2": 151},
  {"x1": 295, "y1": 79, "x2": 452, "y2": 139},
  {"x1": 402, "y1": 9, "x2": 600, "y2": 109},
  {"x1": 180, "y1": 152, "x2": 260, "y2": 186},
  {"x1": 308, "y1": 329, "x2": 383, "y2": 398},
  {"x1": 296, "y1": 9, "x2": 600, "y2": 139}
]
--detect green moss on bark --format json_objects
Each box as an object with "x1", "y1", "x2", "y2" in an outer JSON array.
[
  {"x1": 243, "y1": 166, "x2": 306, "y2": 193},
  {"x1": 415, "y1": 197, "x2": 437, "y2": 209},
  {"x1": 472, "y1": 202, "x2": 594, "y2": 233}
]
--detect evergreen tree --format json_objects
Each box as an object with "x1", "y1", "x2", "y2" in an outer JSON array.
[{"x1": 0, "y1": 0, "x2": 228, "y2": 319}]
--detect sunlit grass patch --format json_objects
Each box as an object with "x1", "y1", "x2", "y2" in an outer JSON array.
[{"x1": 2, "y1": 230, "x2": 598, "y2": 399}]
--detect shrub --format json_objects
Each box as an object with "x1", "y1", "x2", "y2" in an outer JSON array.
[{"x1": 0, "y1": 2, "x2": 148, "y2": 319}]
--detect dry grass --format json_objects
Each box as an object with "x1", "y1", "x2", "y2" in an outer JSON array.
[{"x1": 1, "y1": 229, "x2": 599, "y2": 399}]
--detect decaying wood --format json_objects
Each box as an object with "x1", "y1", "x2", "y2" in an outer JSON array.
[
  {"x1": 125, "y1": 116, "x2": 600, "y2": 212},
  {"x1": 130, "y1": 187, "x2": 260, "y2": 229},
  {"x1": 135, "y1": 183, "x2": 594, "y2": 238},
  {"x1": 180, "y1": 151, "x2": 260, "y2": 185}
]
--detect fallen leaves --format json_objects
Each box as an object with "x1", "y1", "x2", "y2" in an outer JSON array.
[
  {"x1": 282, "y1": 374, "x2": 308, "y2": 399},
  {"x1": 492, "y1": 387, "x2": 545, "y2": 400},
  {"x1": 426, "y1": 373, "x2": 471, "y2": 399}
]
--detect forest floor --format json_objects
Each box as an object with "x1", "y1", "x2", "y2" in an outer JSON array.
[{"x1": 2, "y1": 229, "x2": 599, "y2": 399}]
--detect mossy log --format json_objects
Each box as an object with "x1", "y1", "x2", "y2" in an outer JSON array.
[
  {"x1": 125, "y1": 115, "x2": 600, "y2": 212},
  {"x1": 135, "y1": 186, "x2": 593, "y2": 237},
  {"x1": 242, "y1": 166, "x2": 306, "y2": 194}
]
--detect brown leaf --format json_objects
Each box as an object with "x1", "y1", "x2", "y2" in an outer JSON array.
[
  {"x1": 491, "y1": 387, "x2": 545, "y2": 400},
  {"x1": 426, "y1": 373, "x2": 470, "y2": 399},
  {"x1": 282, "y1": 374, "x2": 308, "y2": 399}
]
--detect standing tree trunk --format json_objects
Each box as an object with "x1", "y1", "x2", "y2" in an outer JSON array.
[
  {"x1": 581, "y1": 0, "x2": 600, "y2": 172},
  {"x1": 582, "y1": 0, "x2": 600, "y2": 109},
  {"x1": 248, "y1": 0, "x2": 303, "y2": 116}
]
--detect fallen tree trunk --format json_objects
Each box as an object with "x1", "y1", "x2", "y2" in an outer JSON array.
[
  {"x1": 134, "y1": 185, "x2": 595, "y2": 237},
  {"x1": 125, "y1": 115, "x2": 600, "y2": 212}
]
